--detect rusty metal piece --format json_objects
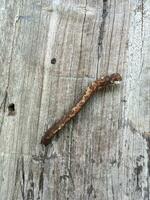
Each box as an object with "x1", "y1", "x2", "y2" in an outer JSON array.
[{"x1": 41, "y1": 73, "x2": 122, "y2": 146}]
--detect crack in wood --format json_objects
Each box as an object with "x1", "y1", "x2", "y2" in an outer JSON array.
[
  {"x1": 0, "y1": 90, "x2": 8, "y2": 112},
  {"x1": 97, "y1": 0, "x2": 108, "y2": 76},
  {"x1": 78, "y1": 0, "x2": 87, "y2": 72},
  {"x1": 20, "y1": 157, "x2": 25, "y2": 200}
]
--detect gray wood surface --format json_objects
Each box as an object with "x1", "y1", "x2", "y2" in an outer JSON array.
[{"x1": 0, "y1": 0, "x2": 149, "y2": 199}]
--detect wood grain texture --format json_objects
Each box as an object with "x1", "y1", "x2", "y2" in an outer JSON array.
[{"x1": 0, "y1": 0, "x2": 149, "y2": 200}]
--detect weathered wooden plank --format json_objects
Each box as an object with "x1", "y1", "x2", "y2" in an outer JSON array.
[{"x1": 0, "y1": 0, "x2": 149, "y2": 200}]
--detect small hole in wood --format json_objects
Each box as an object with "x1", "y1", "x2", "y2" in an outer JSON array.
[
  {"x1": 51, "y1": 58, "x2": 56, "y2": 64},
  {"x1": 8, "y1": 103, "x2": 15, "y2": 115}
]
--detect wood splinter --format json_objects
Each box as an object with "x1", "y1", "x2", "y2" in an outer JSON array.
[{"x1": 41, "y1": 73, "x2": 122, "y2": 146}]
